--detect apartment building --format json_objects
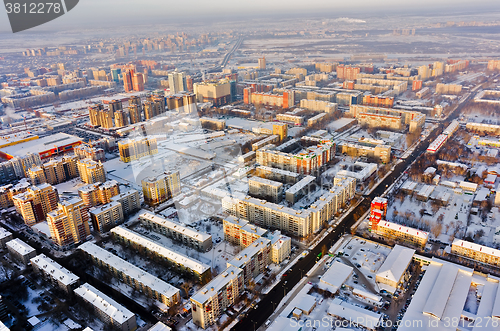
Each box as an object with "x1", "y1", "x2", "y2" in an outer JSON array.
[
  {"x1": 223, "y1": 176, "x2": 355, "y2": 238},
  {"x1": 47, "y1": 198, "x2": 90, "y2": 247},
  {"x1": 89, "y1": 201, "x2": 124, "y2": 233},
  {"x1": 285, "y1": 175, "x2": 316, "y2": 204},
  {"x1": 111, "y1": 226, "x2": 211, "y2": 283},
  {"x1": 451, "y1": 239, "x2": 500, "y2": 266},
  {"x1": 227, "y1": 238, "x2": 271, "y2": 284},
  {"x1": 251, "y1": 135, "x2": 280, "y2": 151},
  {"x1": 78, "y1": 180, "x2": 120, "y2": 207},
  {"x1": 199, "y1": 117, "x2": 226, "y2": 131},
  {"x1": 371, "y1": 220, "x2": 429, "y2": 248},
  {"x1": 248, "y1": 176, "x2": 283, "y2": 203},
  {"x1": 0, "y1": 227, "x2": 13, "y2": 248},
  {"x1": 118, "y1": 137, "x2": 158, "y2": 163},
  {"x1": 338, "y1": 142, "x2": 392, "y2": 163},
  {"x1": 74, "y1": 144, "x2": 105, "y2": 162},
  {"x1": 75, "y1": 283, "x2": 137, "y2": 331},
  {"x1": 255, "y1": 166, "x2": 299, "y2": 184},
  {"x1": 350, "y1": 105, "x2": 425, "y2": 133},
  {"x1": 270, "y1": 232, "x2": 292, "y2": 264},
  {"x1": 79, "y1": 242, "x2": 181, "y2": 307},
  {"x1": 276, "y1": 113, "x2": 304, "y2": 126},
  {"x1": 139, "y1": 211, "x2": 212, "y2": 252},
  {"x1": 6, "y1": 238, "x2": 36, "y2": 265},
  {"x1": 110, "y1": 190, "x2": 141, "y2": 216},
  {"x1": 190, "y1": 266, "x2": 244, "y2": 329},
  {"x1": 13, "y1": 183, "x2": 59, "y2": 226},
  {"x1": 256, "y1": 140, "x2": 335, "y2": 175},
  {"x1": 142, "y1": 171, "x2": 181, "y2": 207},
  {"x1": 31, "y1": 254, "x2": 80, "y2": 293},
  {"x1": 77, "y1": 159, "x2": 106, "y2": 184}
]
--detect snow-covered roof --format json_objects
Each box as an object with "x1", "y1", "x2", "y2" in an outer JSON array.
[
  {"x1": 110, "y1": 226, "x2": 210, "y2": 274},
  {"x1": 267, "y1": 316, "x2": 302, "y2": 331},
  {"x1": 0, "y1": 321, "x2": 8, "y2": 331},
  {"x1": 452, "y1": 239, "x2": 500, "y2": 258},
  {"x1": 327, "y1": 298, "x2": 381, "y2": 329},
  {"x1": 147, "y1": 322, "x2": 172, "y2": 331},
  {"x1": 248, "y1": 176, "x2": 283, "y2": 188},
  {"x1": 79, "y1": 242, "x2": 180, "y2": 299},
  {"x1": 30, "y1": 254, "x2": 79, "y2": 286},
  {"x1": 256, "y1": 165, "x2": 300, "y2": 178},
  {"x1": 74, "y1": 283, "x2": 135, "y2": 325},
  {"x1": 285, "y1": 175, "x2": 315, "y2": 194},
  {"x1": 227, "y1": 238, "x2": 270, "y2": 269},
  {"x1": 320, "y1": 261, "x2": 353, "y2": 293},
  {"x1": 401, "y1": 180, "x2": 417, "y2": 191},
  {"x1": 427, "y1": 134, "x2": 447, "y2": 152},
  {"x1": 459, "y1": 181, "x2": 478, "y2": 192},
  {"x1": 138, "y1": 211, "x2": 211, "y2": 242},
  {"x1": 378, "y1": 221, "x2": 429, "y2": 240},
  {"x1": 6, "y1": 238, "x2": 35, "y2": 256},
  {"x1": 376, "y1": 245, "x2": 415, "y2": 284},
  {"x1": 0, "y1": 227, "x2": 12, "y2": 240},
  {"x1": 417, "y1": 185, "x2": 434, "y2": 198},
  {"x1": 190, "y1": 266, "x2": 242, "y2": 305},
  {"x1": 353, "y1": 288, "x2": 383, "y2": 303}
]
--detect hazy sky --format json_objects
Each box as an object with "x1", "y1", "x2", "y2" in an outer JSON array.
[{"x1": 0, "y1": 0, "x2": 498, "y2": 33}]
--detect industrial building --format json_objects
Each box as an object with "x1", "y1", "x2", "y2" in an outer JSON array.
[
  {"x1": 0, "y1": 133, "x2": 82, "y2": 160},
  {"x1": 375, "y1": 245, "x2": 415, "y2": 293}
]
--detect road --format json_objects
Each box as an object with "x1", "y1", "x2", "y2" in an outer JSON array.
[
  {"x1": 232, "y1": 119, "x2": 446, "y2": 330},
  {"x1": 221, "y1": 37, "x2": 243, "y2": 68}
]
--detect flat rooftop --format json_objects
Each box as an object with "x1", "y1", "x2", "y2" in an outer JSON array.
[
  {"x1": 74, "y1": 283, "x2": 135, "y2": 325},
  {"x1": 6, "y1": 238, "x2": 35, "y2": 256},
  {"x1": 30, "y1": 254, "x2": 79, "y2": 286},
  {"x1": 190, "y1": 265, "x2": 242, "y2": 305},
  {"x1": 79, "y1": 242, "x2": 180, "y2": 299},
  {"x1": 138, "y1": 211, "x2": 212, "y2": 242},
  {"x1": 0, "y1": 133, "x2": 82, "y2": 158},
  {"x1": 111, "y1": 226, "x2": 210, "y2": 274}
]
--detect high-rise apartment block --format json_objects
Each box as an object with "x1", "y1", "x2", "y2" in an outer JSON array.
[
  {"x1": 78, "y1": 180, "x2": 120, "y2": 207},
  {"x1": 27, "y1": 156, "x2": 78, "y2": 185},
  {"x1": 191, "y1": 266, "x2": 244, "y2": 329},
  {"x1": 166, "y1": 92, "x2": 197, "y2": 113},
  {"x1": 77, "y1": 159, "x2": 106, "y2": 184},
  {"x1": 89, "y1": 201, "x2": 124, "y2": 233},
  {"x1": 74, "y1": 144, "x2": 105, "y2": 162},
  {"x1": 110, "y1": 190, "x2": 141, "y2": 216},
  {"x1": 258, "y1": 56, "x2": 266, "y2": 70},
  {"x1": 117, "y1": 137, "x2": 158, "y2": 163},
  {"x1": 193, "y1": 80, "x2": 232, "y2": 106},
  {"x1": 273, "y1": 123, "x2": 288, "y2": 141},
  {"x1": 47, "y1": 198, "x2": 90, "y2": 247},
  {"x1": 13, "y1": 183, "x2": 59, "y2": 226},
  {"x1": 123, "y1": 69, "x2": 145, "y2": 92},
  {"x1": 336, "y1": 65, "x2": 361, "y2": 80},
  {"x1": 168, "y1": 71, "x2": 187, "y2": 94},
  {"x1": 141, "y1": 171, "x2": 180, "y2": 206}
]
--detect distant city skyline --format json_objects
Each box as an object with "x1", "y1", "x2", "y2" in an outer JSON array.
[{"x1": 0, "y1": 0, "x2": 499, "y2": 33}]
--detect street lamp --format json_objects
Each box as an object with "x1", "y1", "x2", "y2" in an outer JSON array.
[{"x1": 251, "y1": 319, "x2": 257, "y2": 331}]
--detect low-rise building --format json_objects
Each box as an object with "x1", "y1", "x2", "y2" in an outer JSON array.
[
  {"x1": 75, "y1": 283, "x2": 137, "y2": 331},
  {"x1": 31, "y1": 254, "x2": 80, "y2": 293},
  {"x1": 139, "y1": 211, "x2": 212, "y2": 252},
  {"x1": 111, "y1": 226, "x2": 212, "y2": 283},
  {"x1": 6, "y1": 238, "x2": 36, "y2": 265},
  {"x1": 451, "y1": 239, "x2": 500, "y2": 266},
  {"x1": 371, "y1": 220, "x2": 429, "y2": 248},
  {"x1": 0, "y1": 227, "x2": 13, "y2": 248},
  {"x1": 79, "y1": 242, "x2": 180, "y2": 307},
  {"x1": 248, "y1": 176, "x2": 283, "y2": 203},
  {"x1": 376, "y1": 245, "x2": 415, "y2": 294}
]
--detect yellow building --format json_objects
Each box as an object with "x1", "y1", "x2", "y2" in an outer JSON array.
[
  {"x1": 451, "y1": 239, "x2": 500, "y2": 266},
  {"x1": 47, "y1": 198, "x2": 90, "y2": 247},
  {"x1": 273, "y1": 123, "x2": 288, "y2": 141},
  {"x1": 117, "y1": 137, "x2": 158, "y2": 163},
  {"x1": 141, "y1": 171, "x2": 181, "y2": 206},
  {"x1": 13, "y1": 184, "x2": 59, "y2": 226},
  {"x1": 193, "y1": 80, "x2": 231, "y2": 106},
  {"x1": 77, "y1": 159, "x2": 106, "y2": 184}
]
